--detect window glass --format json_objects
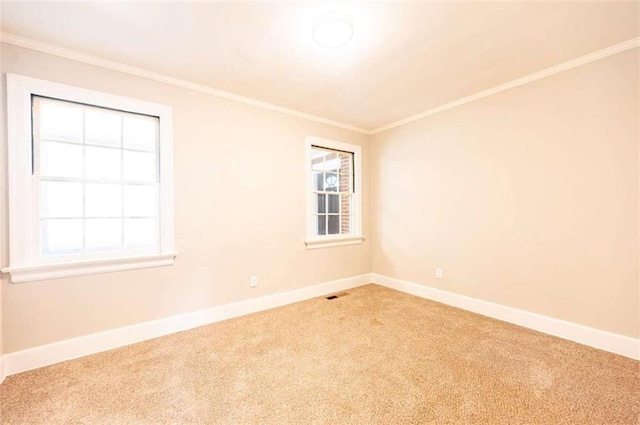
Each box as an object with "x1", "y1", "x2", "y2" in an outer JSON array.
[
  {"x1": 85, "y1": 108, "x2": 121, "y2": 147},
  {"x1": 34, "y1": 96, "x2": 161, "y2": 258},
  {"x1": 39, "y1": 101, "x2": 83, "y2": 142},
  {"x1": 40, "y1": 141, "x2": 83, "y2": 178},
  {"x1": 123, "y1": 115, "x2": 157, "y2": 151},
  {"x1": 124, "y1": 185, "x2": 157, "y2": 217},
  {"x1": 40, "y1": 181, "x2": 83, "y2": 218},
  {"x1": 42, "y1": 219, "x2": 83, "y2": 256},
  {"x1": 85, "y1": 146, "x2": 122, "y2": 180},
  {"x1": 310, "y1": 146, "x2": 354, "y2": 237},
  {"x1": 124, "y1": 218, "x2": 158, "y2": 250},
  {"x1": 123, "y1": 151, "x2": 157, "y2": 182},
  {"x1": 85, "y1": 183, "x2": 122, "y2": 217},
  {"x1": 86, "y1": 219, "x2": 122, "y2": 252}
]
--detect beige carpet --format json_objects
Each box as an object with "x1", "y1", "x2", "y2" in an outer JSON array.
[{"x1": 1, "y1": 284, "x2": 638, "y2": 424}]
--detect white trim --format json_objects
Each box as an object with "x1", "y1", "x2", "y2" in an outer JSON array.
[
  {"x1": 0, "y1": 32, "x2": 371, "y2": 135},
  {"x1": 372, "y1": 274, "x2": 640, "y2": 360},
  {"x1": 2, "y1": 33, "x2": 637, "y2": 136},
  {"x1": 371, "y1": 37, "x2": 640, "y2": 134},
  {"x1": 0, "y1": 356, "x2": 6, "y2": 385},
  {"x1": 305, "y1": 136, "x2": 363, "y2": 247},
  {"x1": 1, "y1": 253, "x2": 177, "y2": 283},
  {"x1": 3, "y1": 273, "x2": 637, "y2": 377},
  {"x1": 305, "y1": 236, "x2": 365, "y2": 250},
  {"x1": 2, "y1": 273, "x2": 373, "y2": 377},
  {"x1": 3, "y1": 74, "x2": 175, "y2": 283}
]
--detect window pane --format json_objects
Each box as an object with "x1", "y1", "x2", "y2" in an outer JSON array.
[
  {"x1": 85, "y1": 146, "x2": 121, "y2": 180},
  {"x1": 86, "y1": 218, "x2": 121, "y2": 252},
  {"x1": 341, "y1": 214, "x2": 351, "y2": 234},
  {"x1": 85, "y1": 183, "x2": 122, "y2": 217},
  {"x1": 40, "y1": 141, "x2": 83, "y2": 178},
  {"x1": 42, "y1": 219, "x2": 83, "y2": 255},
  {"x1": 310, "y1": 148, "x2": 326, "y2": 159},
  {"x1": 340, "y1": 194, "x2": 352, "y2": 217},
  {"x1": 316, "y1": 215, "x2": 327, "y2": 236},
  {"x1": 328, "y1": 215, "x2": 340, "y2": 235},
  {"x1": 39, "y1": 100, "x2": 83, "y2": 143},
  {"x1": 40, "y1": 181, "x2": 83, "y2": 218},
  {"x1": 312, "y1": 172, "x2": 324, "y2": 191},
  {"x1": 313, "y1": 149, "x2": 342, "y2": 171},
  {"x1": 313, "y1": 194, "x2": 326, "y2": 214},
  {"x1": 328, "y1": 194, "x2": 339, "y2": 214},
  {"x1": 337, "y1": 152, "x2": 352, "y2": 174},
  {"x1": 85, "y1": 108, "x2": 121, "y2": 147},
  {"x1": 123, "y1": 151, "x2": 157, "y2": 182},
  {"x1": 323, "y1": 153, "x2": 340, "y2": 173},
  {"x1": 339, "y1": 173, "x2": 351, "y2": 192},
  {"x1": 124, "y1": 185, "x2": 158, "y2": 217},
  {"x1": 124, "y1": 218, "x2": 158, "y2": 250},
  {"x1": 311, "y1": 148, "x2": 326, "y2": 171},
  {"x1": 123, "y1": 115, "x2": 158, "y2": 151},
  {"x1": 325, "y1": 172, "x2": 338, "y2": 192}
]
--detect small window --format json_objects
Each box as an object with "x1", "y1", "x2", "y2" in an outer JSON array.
[
  {"x1": 305, "y1": 136, "x2": 364, "y2": 249},
  {"x1": 3, "y1": 74, "x2": 175, "y2": 283}
]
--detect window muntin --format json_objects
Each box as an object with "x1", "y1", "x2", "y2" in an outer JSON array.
[
  {"x1": 310, "y1": 146, "x2": 354, "y2": 236},
  {"x1": 33, "y1": 96, "x2": 161, "y2": 259}
]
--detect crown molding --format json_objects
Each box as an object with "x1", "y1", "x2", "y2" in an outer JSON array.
[
  {"x1": 0, "y1": 32, "x2": 372, "y2": 135},
  {"x1": 2, "y1": 32, "x2": 638, "y2": 137},
  {"x1": 370, "y1": 36, "x2": 640, "y2": 135}
]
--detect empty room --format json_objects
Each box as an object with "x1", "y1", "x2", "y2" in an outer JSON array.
[{"x1": 0, "y1": 1, "x2": 638, "y2": 424}]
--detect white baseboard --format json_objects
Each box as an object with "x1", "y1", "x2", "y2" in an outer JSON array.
[
  {"x1": 0, "y1": 355, "x2": 6, "y2": 385},
  {"x1": 4, "y1": 272, "x2": 636, "y2": 380},
  {"x1": 2, "y1": 273, "x2": 373, "y2": 378},
  {"x1": 372, "y1": 273, "x2": 639, "y2": 360}
]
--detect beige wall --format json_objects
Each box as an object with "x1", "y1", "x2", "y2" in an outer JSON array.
[
  {"x1": 1, "y1": 42, "x2": 637, "y2": 356},
  {"x1": 372, "y1": 49, "x2": 639, "y2": 338},
  {"x1": 0, "y1": 44, "x2": 371, "y2": 353},
  {"x1": 0, "y1": 43, "x2": 5, "y2": 365}
]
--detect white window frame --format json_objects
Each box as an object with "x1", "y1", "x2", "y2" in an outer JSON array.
[
  {"x1": 1, "y1": 74, "x2": 176, "y2": 283},
  {"x1": 305, "y1": 135, "x2": 364, "y2": 249}
]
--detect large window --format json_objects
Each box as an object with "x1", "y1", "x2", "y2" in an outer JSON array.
[
  {"x1": 305, "y1": 136, "x2": 363, "y2": 249},
  {"x1": 3, "y1": 74, "x2": 175, "y2": 283},
  {"x1": 35, "y1": 97, "x2": 160, "y2": 256}
]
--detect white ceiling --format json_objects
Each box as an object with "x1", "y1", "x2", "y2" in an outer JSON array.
[{"x1": 1, "y1": 1, "x2": 638, "y2": 131}]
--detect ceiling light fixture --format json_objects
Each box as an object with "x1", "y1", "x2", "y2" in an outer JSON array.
[{"x1": 313, "y1": 12, "x2": 353, "y2": 48}]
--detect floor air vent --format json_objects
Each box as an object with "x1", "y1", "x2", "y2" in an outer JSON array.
[{"x1": 326, "y1": 292, "x2": 349, "y2": 300}]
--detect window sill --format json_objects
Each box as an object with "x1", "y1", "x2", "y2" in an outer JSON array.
[
  {"x1": 305, "y1": 236, "x2": 365, "y2": 250},
  {"x1": 1, "y1": 252, "x2": 177, "y2": 283}
]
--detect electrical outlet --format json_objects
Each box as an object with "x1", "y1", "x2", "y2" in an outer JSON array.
[
  {"x1": 435, "y1": 268, "x2": 443, "y2": 279},
  {"x1": 250, "y1": 276, "x2": 258, "y2": 288}
]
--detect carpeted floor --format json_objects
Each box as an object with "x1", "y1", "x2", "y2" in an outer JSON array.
[{"x1": 1, "y1": 284, "x2": 638, "y2": 424}]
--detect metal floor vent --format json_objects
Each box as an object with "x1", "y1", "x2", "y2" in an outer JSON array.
[{"x1": 326, "y1": 292, "x2": 349, "y2": 300}]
